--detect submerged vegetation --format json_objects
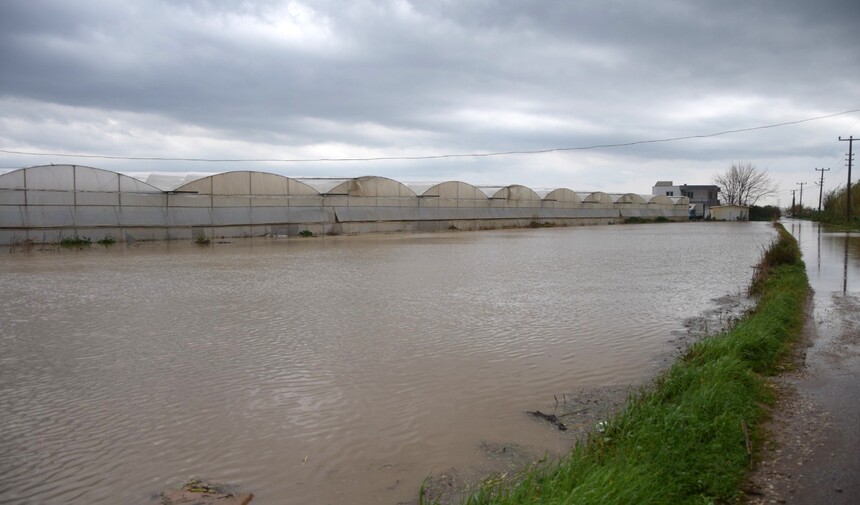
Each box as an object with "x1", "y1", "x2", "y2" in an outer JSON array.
[
  {"x1": 527, "y1": 221, "x2": 557, "y2": 228},
  {"x1": 623, "y1": 216, "x2": 671, "y2": 224},
  {"x1": 456, "y1": 223, "x2": 807, "y2": 505},
  {"x1": 59, "y1": 235, "x2": 92, "y2": 248},
  {"x1": 96, "y1": 234, "x2": 116, "y2": 246}
]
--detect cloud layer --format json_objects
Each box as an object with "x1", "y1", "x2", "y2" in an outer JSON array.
[{"x1": 1, "y1": 0, "x2": 859, "y2": 202}]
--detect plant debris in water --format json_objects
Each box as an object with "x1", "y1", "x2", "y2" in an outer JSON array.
[
  {"x1": 161, "y1": 478, "x2": 253, "y2": 505},
  {"x1": 524, "y1": 410, "x2": 567, "y2": 431}
]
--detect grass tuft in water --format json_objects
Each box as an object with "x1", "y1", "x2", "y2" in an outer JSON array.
[
  {"x1": 59, "y1": 235, "x2": 92, "y2": 248},
  {"x1": 96, "y1": 234, "x2": 116, "y2": 246}
]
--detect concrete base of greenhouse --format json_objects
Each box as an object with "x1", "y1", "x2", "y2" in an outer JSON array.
[{"x1": 0, "y1": 215, "x2": 686, "y2": 246}]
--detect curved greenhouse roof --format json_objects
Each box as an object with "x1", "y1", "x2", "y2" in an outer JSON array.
[
  {"x1": 417, "y1": 181, "x2": 487, "y2": 200},
  {"x1": 478, "y1": 185, "x2": 542, "y2": 201},
  {"x1": 648, "y1": 195, "x2": 675, "y2": 205},
  {"x1": 609, "y1": 193, "x2": 648, "y2": 204},
  {"x1": 578, "y1": 191, "x2": 614, "y2": 205},
  {"x1": 0, "y1": 166, "x2": 688, "y2": 209},
  {"x1": 0, "y1": 164, "x2": 163, "y2": 193},
  {"x1": 539, "y1": 188, "x2": 583, "y2": 204},
  {"x1": 293, "y1": 178, "x2": 352, "y2": 195},
  {"x1": 121, "y1": 171, "x2": 213, "y2": 191},
  {"x1": 298, "y1": 176, "x2": 416, "y2": 197},
  {"x1": 174, "y1": 171, "x2": 319, "y2": 196}
]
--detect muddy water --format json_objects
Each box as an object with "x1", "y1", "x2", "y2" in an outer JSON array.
[
  {"x1": 0, "y1": 222, "x2": 774, "y2": 504},
  {"x1": 786, "y1": 219, "x2": 860, "y2": 296}
]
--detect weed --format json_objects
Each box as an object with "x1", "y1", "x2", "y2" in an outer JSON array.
[
  {"x1": 194, "y1": 235, "x2": 211, "y2": 245},
  {"x1": 527, "y1": 221, "x2": 556, "y2": 228},
  {"x1": 59, "y1": 235, "x2": 92, "y2": 248},
  {"x1": 8, "y1": 236, "x2": 35, "y2": 253},
  {"x1": 96, "y1": 234, "x2": 116, "y2": 246},
  {"x1": 625, "y1": 216, "x2": 672, "y2": 224},
  {"x1": 298, "y1": 230, "x2": 314, "y2": 237}
]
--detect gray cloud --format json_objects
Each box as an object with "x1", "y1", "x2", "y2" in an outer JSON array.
[{"x1": 1, "y1": 0, "x2": 859, "y2": 202}]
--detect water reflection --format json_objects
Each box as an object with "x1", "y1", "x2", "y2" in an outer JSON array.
[{"x1": 787, "y1": 219, "x2": 860, "y2": 295}]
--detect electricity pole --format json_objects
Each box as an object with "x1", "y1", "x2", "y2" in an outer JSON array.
[
  {"x1": 797, "y1": 182, "x2": 807, "y2": 217},
  {"x1": 839, "y1": 136, "x2": 855, "y2": 221},
  {"x1": 815, "y1": 167, "x2": 830, "y2": 215},
  {"x1": 790, "y1": 189, "x2": 797, "y2": 217}
]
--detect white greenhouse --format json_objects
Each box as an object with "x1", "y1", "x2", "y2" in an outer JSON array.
[{"x1": 0, "y1": 165, "x2": 690, "y2": 245}]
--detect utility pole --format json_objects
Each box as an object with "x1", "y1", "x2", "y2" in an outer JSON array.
[
  {"x1": 797, "y1": 182, "x2": 807, "y2": 217},
  {"x1": 839, "y1": 136, "x2": 855, "y2": 221},
  {"x1": 790, "y1": 189, "x2": 797, "y2": 217},
  {"x1": 815, "y1": 167, "x2": 830, "y2": 215}
]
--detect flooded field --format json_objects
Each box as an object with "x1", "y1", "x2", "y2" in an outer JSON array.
[{"x1": 0, "y1": 222, "x2": 775, "y2": 504}]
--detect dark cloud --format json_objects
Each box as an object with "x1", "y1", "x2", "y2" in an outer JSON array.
[{"x1": 1, "y1": 0, "x2": 858, "y2": 201}]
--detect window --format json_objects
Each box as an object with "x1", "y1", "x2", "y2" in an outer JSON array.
[{"x1": 666, "y1": 191, "x2": 673, "y2": 196}]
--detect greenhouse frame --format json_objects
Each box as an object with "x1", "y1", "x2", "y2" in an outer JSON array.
[{"x1": 0, "y1": 165, "x2": 690, "y2": 245}]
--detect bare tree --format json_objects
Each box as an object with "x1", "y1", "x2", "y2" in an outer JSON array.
[{"x1": 714, "y1": 162, "x2": 778, "y2": 206}]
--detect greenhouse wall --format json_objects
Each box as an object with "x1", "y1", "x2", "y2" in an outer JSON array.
[{"x1": 0, "y1": 165, "x2": 690, "y2": 245}]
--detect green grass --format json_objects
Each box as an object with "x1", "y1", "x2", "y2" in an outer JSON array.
[{"x1": 461, "y1": 223, "x2": 807, "y2": 505}]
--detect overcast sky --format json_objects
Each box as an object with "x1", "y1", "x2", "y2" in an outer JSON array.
[{"x1": 1, "y1": 0, "x2": 859, "y2": 205}]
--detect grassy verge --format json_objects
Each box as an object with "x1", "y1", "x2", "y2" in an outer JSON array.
[{"x1": 458, "y1": 223, "x2": 808, "y2": 505}]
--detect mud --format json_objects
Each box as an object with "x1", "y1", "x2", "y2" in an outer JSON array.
[
  {"x1": 667, "y1": 293, "x2": 755, "y2": 359},
  {"x1": 414, "y1": 385, "x2": 631, "y2": 505}
]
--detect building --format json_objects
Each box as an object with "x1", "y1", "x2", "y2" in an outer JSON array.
[
  {"x1": 710, "y1": 205, "x2": 749, "y2": 221},
  {"x1": 652, "y1": 181, "x2": 720, "y2": 219}
]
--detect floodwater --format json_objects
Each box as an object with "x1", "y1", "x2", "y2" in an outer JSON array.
[
  {"x1": 786, "y1": 219, "x2": 860, "y2": 297},
  {"x1": 0, "y1": 222, "x2": 775, "y2": 505}
]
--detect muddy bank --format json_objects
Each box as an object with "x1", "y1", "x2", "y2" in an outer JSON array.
[
  {"x1": 416, "y1": 385, "x2": 631, "y2": 505},
  {"x1": 417, "y1": 292, "x2": 756, "y2": 505}
]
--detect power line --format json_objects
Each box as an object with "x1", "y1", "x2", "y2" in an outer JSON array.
[{"x1": 1, "y1": 108, "x2": 858, "y2": 164}]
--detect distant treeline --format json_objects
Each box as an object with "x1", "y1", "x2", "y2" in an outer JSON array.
[
  {"x1": 749, "y1": 205, "x2": 781, "y2": 222},
  {"x1": 810, "y1": 184, "x2": 860, "y2": 228}
]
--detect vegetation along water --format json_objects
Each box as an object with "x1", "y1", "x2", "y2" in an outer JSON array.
[{"x1": 452, "y1": 223, "x2": 808, "y2": 505}]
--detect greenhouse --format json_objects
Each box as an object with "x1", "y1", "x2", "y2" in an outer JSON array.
[{"x1": 0, "y1": 165, "x2": 690, "y2": 245}]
